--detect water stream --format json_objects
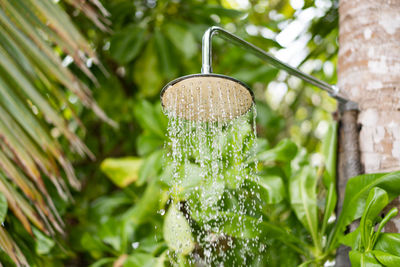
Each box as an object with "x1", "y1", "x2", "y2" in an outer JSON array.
[{"x1": 163, "y1": 82, "x2": 263, "y2": 265}]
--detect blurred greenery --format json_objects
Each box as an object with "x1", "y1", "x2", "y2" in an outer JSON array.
[{"x1": 1, "y1": 0, "x2": 400, "y2": 266}]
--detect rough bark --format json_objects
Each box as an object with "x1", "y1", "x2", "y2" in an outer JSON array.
[
  {"x1": 337, "y1": 0, "x2": 400, "y2": 265},
  {"x1": 337, "y1": 109, "x2": 363, "y2": 215},
  {"x1": 336, "y1": 108, "x2": 362, "y2": 266},
  {"x1": 339, "y1": 0, "x2": 400, "y2": 172}
]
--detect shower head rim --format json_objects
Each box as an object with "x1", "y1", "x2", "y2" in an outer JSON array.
[{"x1": 160, "y1": 73, "x2": 255, "y2": 108}]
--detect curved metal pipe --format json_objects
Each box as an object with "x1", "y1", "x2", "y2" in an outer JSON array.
[{"x1": 201, "y1": 26, "x2": 354, "y2": 104}]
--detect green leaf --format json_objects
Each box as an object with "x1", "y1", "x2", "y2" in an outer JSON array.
[
  {"x1": 232, "y1": 65, "x2": 278, "y2": 84},
  {"x1": 199, "y1": 5, "x2": 243, "y2": 18},
  {"x1": 374, "y1": 233, "x2": 400, "y2": 256},
  {"x1": 373, "y1": 250, "x2": 400, "y2": 266},
  {"x1": 178, "y1": 163, "x2": 203, "y2": 195},
  {"x1": 289, "y1": 166, "x2": 319, "y2": 247},
  {"x1": 322, "y1": 122, "x2": 338, "y2": 181},
  {"x1": 32, "y1": 227, "x2": 55, "y2": 255},
  {"x1": 340, "y1": 228, "x2": 360, "y2": 249},
  {"x1": 360, "y1": 187, "x2": 389, "y2": 249},
  {"x1": 248, "y1": 175, "x2": 286, "y2": 204},
  {"x1": 374, "y1": 207, "x2": 398, "y2": 244},
  {"x1": 124, "y1": 253, "x2": 165, "y2": 267},
  {"x1": 163, "y1": 23, "x2": 197, "y2": 59},
  {"x1": 257, "y1": 139, "x2": 298, "y2": 163},
  {"x1": 133, "y1": 38, "x2": 164, "y2": 97},
  {"x1": 328, "y1": 171, "x2": 400, "y2": 249},
  {"x1": 134, "y1": 100, "x2": 166, "y2": 139},
  {"x1": 349, "y1": 251, "x2": 382, "y2": 267},
  {"x1": 123, "y1": 181, "x2": 165, "y2": 226},
  {"x1": 138, "y1": 150, "x2": 164, "y2": 186},
  {"x1": 80, "y1": 232, "x2": 110, "y2": 254},
  {"x1": 163, "y1": 203, "x2": 194, "y2": 255},
  {"x1": 110, "y1": 25, "x2": 146, "y2": 64},
  {"x1": 154, "y1": 29, "x2": 178, "y2": 79},
  {"x1": 98, "y1": 218, "x2": 122, "y2": 252},
  {"x1": 136, "y1": 133, "x2": 164, "y2": 157},
  {"x1": 89, "y1": 258, "x2": 115, "y2": 267},
  {"x1": 216, "y1": 212, "x2": 306, "y2": 254},
  {"x1": 100, "y1": 157, "x2": 143, "y2": 188},
  {"x1": 0, "y1": 192, "x2": 7, "y2": 223}
]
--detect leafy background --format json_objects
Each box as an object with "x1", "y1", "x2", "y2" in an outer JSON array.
[
  {"x1": 68, "y1": 0, "x2": 339, "y2": 265},
  {"x1": 2, "y1": 0, "x2": 400, "y2": 266}
]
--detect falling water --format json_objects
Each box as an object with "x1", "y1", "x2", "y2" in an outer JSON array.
[{"x1": 163, "y1": 80, "x2": 262, "y2": 265}]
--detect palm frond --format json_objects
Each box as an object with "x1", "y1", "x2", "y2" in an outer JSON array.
[{"x1": 0, "y1": 0, "x2": 113, "y2": 264}]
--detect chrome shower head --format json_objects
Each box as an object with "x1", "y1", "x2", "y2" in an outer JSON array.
[{"x1": 160, "y1": 74, "x2": 254, "y2": 122}]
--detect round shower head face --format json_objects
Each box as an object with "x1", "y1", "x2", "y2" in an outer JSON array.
[{"x1": 161, "y1": 74, "x2": 254, "y2": 122}]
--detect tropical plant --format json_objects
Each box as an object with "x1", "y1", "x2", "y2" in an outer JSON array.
[
  {"x1": 0, "y1": 0, "x2": 113, "y2": 265},
  {"x1": 2, "y1": 0, "x2": 398, "y2": 266},
  {"x1": 341, "y1": 187, "x2": 400, "y2": 266},
  {"x1": 98, "y1": 115, "x2": 400, "y2": 266}
]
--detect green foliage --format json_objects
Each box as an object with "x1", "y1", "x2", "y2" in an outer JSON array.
[
  {"x1": 0, "y1": 0, "x2": 112, "y2": 264},
  {"x1": 0, "y1": 192, "x2": 7, "y2": 223},
  {"x1": 163, "y1": 204, "x2": 195, "y2": 255},
  {"x1": 340, "y1": 187, "x2": 400, "y2": 266},
  {"x1": 101, "y1": 157, "x2": 143, "y2": 188},
  {"x1": 3, "y1": 0, "x2": 399, "y2": 266}
]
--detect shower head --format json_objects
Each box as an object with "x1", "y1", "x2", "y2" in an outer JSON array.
[
  {"x1": 160, "y1": 26, "x2": 354, "y2": 123},
  {"x1": 160, "y1": 74, "x2": 254, "y2": 122}
]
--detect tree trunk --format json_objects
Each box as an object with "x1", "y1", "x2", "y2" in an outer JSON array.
[{"x1": 337, "y1": 0, "x2": 400, "y2": 264}]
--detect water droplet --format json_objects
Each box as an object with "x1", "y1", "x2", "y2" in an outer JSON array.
[{"x1": 132, "y1": 242, "x2": 140, "y2": 249}]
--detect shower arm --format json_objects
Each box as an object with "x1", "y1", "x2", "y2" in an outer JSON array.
[{"x1": 201, "y1": 26, "x2": 354, "y2": 105}]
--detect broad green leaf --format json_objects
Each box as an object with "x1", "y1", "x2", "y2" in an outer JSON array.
[
  {"x1": 360, "y1": 187, "x2": 388, "y2": 249},
  {"x1": 257, "y1": 139, "x2": 298, "y2": 163},
  {"x1": 136, "y1": 133, "x2": 164, "y2": 157},
  {"x1": 247, "y1": 35, "x2": 283, "y2": 50},
  {"x1": 328, "y1": 171, "x2": 400, "y2": 249},
  {"x1": 101, "y1": 157, "x2": 143, "y2": 188},
  {"x1": 133, "y1": 39, "x2": 164, "y2": 97},
  {"x1": 98, "y1": 218, "x2": 122, "y2": 252},
  {"x1": 289, "y1": 166, "x2": 319, "y2": 246},
  {"x1": 178, "y1": 163, "x2": 203, "y2": 195},
  {"x1": 340, "y1": 228, "x2": 360, "y2": 249},
  {"x1": 134, "y1": 100, "x2": 166, "y2": 139},
  {"x1": 216, "y1": 212, "x2": 305, "y2": 253},
  {"x1": 201, "y1": 178, "x2": 225, "y2": 207},
  {"x1": 110, "y1": 25, "x2": 146, "y2": 64},
  {"x1": 373, "y1": 250, "x2": 400, "y2": 266},
  {"x1": 89, "y1": 258, "x2": 115, "y2": 267},
  {"x1": 154, "y1": 29, "x2": 178, "y2": 79},
  {"x1": 374, "y1": 234, "x2": 400, "y2": 256},
  {"x1": 90, "y1": 192, "x2": 132, "y2": 222},
  {"x1": 0, "y1": 192, "x2": 7, "y2": 223},
  {"x1": 349, "y1": 251, "x2": 382, "y2": 267},
  {"x1": 81, "y1": 232, "x2": 109, "y2": 253},
  {"x1": 33, "y1": 227, "x2": 55, "y2": 255},
  {"x1": 123, "y1": 181, "x2": 165, "y2": 226},
  {"x1": 197, "y1": 5, "x2": 243, "y2": 18},
  {"x1": 138, "y1": 150, "x2": 164, "y2": 186},
  {"x1": 124, "y1": 253, "x2": 164, "y2": 267},
  {"x1": 232, "y1": 65, "x2": 278, "y2": 84},
  {"x1": 164, "y1": 23, "x2": 197, "y2": 59},
  {"x1": 246, "y1": 175, "x2": 285, "y2": 204},
  {"x1": 163, "y1": 203, "x2": 194, "y2": 255}
]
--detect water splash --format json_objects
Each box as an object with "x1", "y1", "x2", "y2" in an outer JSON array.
[{"x1": 163, "y1": 82, "x2": 262, "y2": 265}]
